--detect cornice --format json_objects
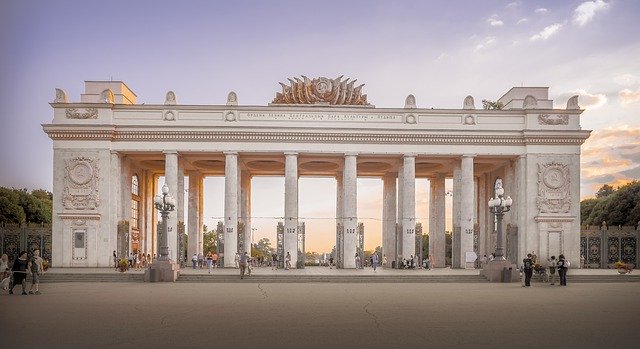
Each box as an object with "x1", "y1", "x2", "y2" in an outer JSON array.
[{"x1": 42, "y1": 127, "x2": 591, "y2": 145}]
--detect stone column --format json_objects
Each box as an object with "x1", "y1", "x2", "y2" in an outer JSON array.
[
  {"x1": 382, "y1": 172, "x2": 397, "y2": 264},
  {"x1": 429, "y1": 173, "x2": 446, "y2": 268},
  {"x1": 109, "y1": 151, "x2": 122, "y2": 259},
  {"x1": 460, "y1": 155, "x2": 475, "y2": 268},
  {"x1": 176, "y1": 161, "x2": 185, "y2": 262},
  {"x1": 163, "y1": 151, "x2": 179, "y2": 262},
  {"x1": 198, "y1": 175, "x2": 203, "y2": 254},
  {"x1": 451, "y1": 161, "x2": 461, "y2": 268},
  {"x1": 284, "y1": 152, "x2": 299, "y2": 268},
  {"x1": 396, "y1": 162, "x2": 404, "y2": 262},
  {"x1": 335, "y1": 171, "x2": 343, "y2": 267},
  {"x1": 224, "y1": 152, "x2": 238, "y2": 267},
  {"x1": 240, "y1": 170, "x2": 252, "y2": 256},
  {"x1": 187, "y1": 171, "x2": 201, "y2": 260},
  {"x1": 343, "y1": 153, "x2": 358, "y2": 268},
  {"x1": 516, "y1": 155, "x2": 527, "y2": 264},
  {"x1": 477, "y1": 174, "x2": 487, "y2": 260},
  {"x1": 402, "y1": 155, "x2": 416, "y2": 261}
]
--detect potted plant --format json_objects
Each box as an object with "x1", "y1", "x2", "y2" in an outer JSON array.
[
  {"x1": 118, "y1": 258, "x2": 129, "y2": 272},
  {"x1": 614, "y1": 261, "x2": 632, "y2": 274}
]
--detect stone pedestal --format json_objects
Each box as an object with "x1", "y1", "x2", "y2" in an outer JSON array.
[
  {"x1": 144, "y1": 260, "x2": 179, "y2": 282},
  {"x1": 481, "y1": 260, "x2": 519, "y2": 282}
]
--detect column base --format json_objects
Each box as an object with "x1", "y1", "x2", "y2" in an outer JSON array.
[
  {"x1": 144, "y1": 260, "x2": 179, "y2": 282},
  {"x1": 481, "y1": 260, "x2": 519, "y2": 282}
]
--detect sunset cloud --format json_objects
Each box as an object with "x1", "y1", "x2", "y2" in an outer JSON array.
[
  {"x1": 572, "y1": 89, "x2": 607, "y2": 109},
  {"x1": 573, "y1": 0, "x2": 610, "y2": 27},
  {"x1": 516, "y1": 18, "x2": 528, "y2": 25},
  {"x1": 614, "y1": 74, "x2": 639, "y2": 86},
  {"x1": 530, "y1": 23, "x2": 562, "y2": 41},
  {"x1": 581, "y1": 126, "x2": 640, "y2": 198},
  {"x1": 475, "y1": 36, "x2": 497, "y2": 51},
  {"x1": 619, "y1": 88, "x2": 640, "y2": 105},
  {"x1": 487, "y1": 18, "x2": 504, "y2": 27},
  {"x1": 534, "y1": 8, "x2": 548, "y2": 14}
]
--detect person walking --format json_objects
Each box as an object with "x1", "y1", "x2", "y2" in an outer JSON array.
[
  {"x1": 557, "y1": 254, "x2": 569, "y2": 286},
  {"x1": 285, "y1": 252, "x2": 291, "y2": 270},
  {"x1": 206, "y1": 252, "x2": 213, "y2": 274},
  {"x1": 191, "y1": 253, "x2": 198, "y2": 269},
  {"x1": 28, "y1": 248, "x2": 44, "y2": 295},
  {"x1": 271, "y1": 253, "x2": 278, "y2": 270},
  {"x1": 382, "y1": 254, "x2": 388, "y2": 269},
  {"x1": 548, "y1": 256, "x2": 557, "y2": 285},
  {"x1": 355, "y1": 253, "x2": 361, "y2": 269},
  {"x1": 234, "y1": 253, "x2": 240, "y2": 269},
  {"x1": 197, "y1": 252, "x2": 204, "y2": 269},
  {"x1": 239, "y1": 252, "x2": 250, "y2": 279},
  {"x1": 522, "y1": 253, "x2": 534, "y2": 287},
  {"x1": 1, "y1": 254, "x2": 10, "y2": 292},
  {"x1": 10, "y1": 251, "x2": 29, "y2": 295},
  {"x1": 371, "y1": 253, "x2": 379, "y2": 272},
  {"x1": 112, "y1": 251, "x2": 117, "y2": 271},
  {"x1": 329, "y1": 256, "x2": 334, "y2": 269},
  {"x1": 212, "y1": 252, "x2": 218, "y2": 269}
]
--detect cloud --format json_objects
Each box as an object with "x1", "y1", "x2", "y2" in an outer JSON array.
[
  {"x1": 529, "y1": 23, "x2": 563, "y2": 41},
  {"x1": 475, "y1": 36, "x2": 497, "y2": 51},
  {"x1": 487, "y1": 18, "x2": 504, "y2": 26},
  {"x1": 619, "y1": 88, "x2": 640, "y2": 105},
  {"x1": 571, "y1": 89, "x2": 607, "y2": 109},
  {"x1": 573, "y1": 0, "x2": 610, "y2": 27},
  {"x1": 534, "y1": 8, "x2": 548, "y2": 14},
  {"x1": 580, "y1": 126, "x2": 640, "y2": 198},
  {"x1": 614, "y1": 74, "x2": 639, "y2": 86},
  {"x1": 517, "y1": 18, "x2": 528, "y2": 24},
  {"x1": 506, "y1": 1, "x2": 519, "y2": 9}
]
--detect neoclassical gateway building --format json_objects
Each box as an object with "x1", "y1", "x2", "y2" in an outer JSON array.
[{"x1": 43, "y1": 78, "x2": 590, "y2": 268}]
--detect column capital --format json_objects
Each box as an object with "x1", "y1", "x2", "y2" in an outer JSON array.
[
  {"x1": 284, "y1": 152, "x2": 298, "y2": 156},
  {"x1": 403, "y1": 153, "x2": 417, "y2": 158},
  {"x1": 344, "y1": 152, "x2": 358, "y2": 157},
  {"x1": 110, "y1": 150, "x2": 119, "y2": 156},
  {"x1": 461, "y1": 154, "x2": 476, "y2": 159},
  {"x1": 163, "y1": 150, "x2": 178, "y2": 155},
  {"x1": 518, "y1": 154, "x2": 526, "y2": 159},
  {"x1": 223, "y1": 151, "x2": 238, "y2": 156}
]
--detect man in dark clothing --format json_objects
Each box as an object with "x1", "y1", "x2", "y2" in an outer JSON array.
[
  {"x1": 523, "y1": 253, "x2": 534, "y2": 287},
  {"x1": 271, "y1": 253, "x2": 278, "y2": 270}
]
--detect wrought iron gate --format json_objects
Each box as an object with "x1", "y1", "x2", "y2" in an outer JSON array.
[
  {"x1": 0, "y1": 223, "x2": 52, "y2": 264},
  {"x1": 277, "y1": 222, "x2": 284, "y2": 268},
  {"x1": 580, "y1": 223, "x2": 639, "y2": 268}
]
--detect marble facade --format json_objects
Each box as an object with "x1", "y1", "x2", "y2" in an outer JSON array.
[{"x1": 43, "y1": 79, "x2": 590, "y2": 268}]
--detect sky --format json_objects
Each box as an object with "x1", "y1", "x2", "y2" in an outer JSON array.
[{"x1": 1, "y1": 0, "x2": 638, "y2": 253}]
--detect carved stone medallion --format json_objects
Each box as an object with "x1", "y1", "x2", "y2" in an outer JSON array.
[
  {"x1": 538, "y1": 114, "x2": 569, "y2": 125},
  {"x1": 63, "y1": 157, "x2": 100, "y2": 210},
  {"x1": 536, "y1": 162, "x2": 571, "y2": 213},
  {"x1": 66, "y1": 108, "x2": 98, "y2": 119}
]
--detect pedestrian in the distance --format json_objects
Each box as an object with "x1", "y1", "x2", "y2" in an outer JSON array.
[
  {"x1": 285, "y1": 252, "x2": 291, "y2": 270},
  {"x1": 239, "y1": 252, "x2": 250, "y2": 279},
  {"x1": 557, "y1": 254, "x2": 568, "y2": 286},
  {"x1": 382, "y1": 254, "x2": 388, "y2": 268},
  {"x1": 206, "y1": 252, "x2": 213, "y2": 274},
  {"x1": 371, "y1": 253, "x2": 379, "y2": 271},
  {"x1": 191, "y1": 253, "x2": 198, "y2": 269},
  {"x1": 271, "y1": 253, "x2": 278, "y2": 270},
  {"x1": 234, "y1": 253, "x2": 240, "y2": 269},
  {"x1": 522, "y1": 253, "x2": 534, "y2": 287},
  {"x1": 28, "y1": 248, "x2": 44, "y2": 295},
  {"x1": 212, "y1": 253, "x2": 218, "y2": 269},
  {"x1": 112, "y1": 250, "x2": 117, "y2": 271},
  {"x1": 355, "y1": 253, "x2": 361, "y2": 269},
  {"x1": 10, "y1": 251, "x2": 29, "y2": 295},
  {"x1": 548, "y1": 256, "x2": 557, "y2": 285},
  {"x1": 329, "y1": 256, "x2": 334, "y2": 269}
]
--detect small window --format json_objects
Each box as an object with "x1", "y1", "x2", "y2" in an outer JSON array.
[{"x1": 132, "y1": 175, "x2": 139, "y2": 196}]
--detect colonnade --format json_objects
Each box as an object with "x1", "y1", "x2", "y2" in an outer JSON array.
[{"x1": 157, "y1": 151, "x2": 515, "y2": 269}]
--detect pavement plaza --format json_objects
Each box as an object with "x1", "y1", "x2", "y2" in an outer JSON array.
[{"x1": 2, "y1": 278, "x2": 639, "y2": 349}]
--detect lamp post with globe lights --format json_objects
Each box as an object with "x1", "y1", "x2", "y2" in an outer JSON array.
[
  {"x1": 488, "y1": 178, "x2": 512, "y2": 261},
  {"x1": 154, "y1": 184, "x2": 175, "y2": 261}
]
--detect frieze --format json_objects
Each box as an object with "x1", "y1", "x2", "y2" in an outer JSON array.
[
  {"x1": 242, "y1": 112, "x2": 400, "y2": 122},
  {"x1": 538, "y1": 114, "x2": 569, "y2": 125},
  {"x1": 66, "y1": 108, "x2": 98, "y2": 119},
  {"x1": 63, "y1": 157, "x2": 100, "y2": 210},
  {"x1": 536, "y1": 162, "x2": 571, "y2": 213}
]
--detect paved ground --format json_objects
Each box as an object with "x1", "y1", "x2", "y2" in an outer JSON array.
[{"x1": 2, "y1": 282, "x2": 639, "y2": 349}]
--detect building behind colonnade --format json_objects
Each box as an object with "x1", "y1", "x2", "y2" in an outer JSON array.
[{"x1": 42, "y1": 77, "x2": 590, "y2": 268}]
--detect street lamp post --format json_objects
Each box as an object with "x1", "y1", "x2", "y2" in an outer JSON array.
[
  {"x1": 488, "y1": 178, "x2": 513, "y2": 261},
  {"x1": 154, "y1": 184, "x2": 175, "y2": 261}
]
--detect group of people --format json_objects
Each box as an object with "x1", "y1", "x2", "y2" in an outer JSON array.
[
  {"x1": 191, "y1": 252, "x2": 222, "y2": 273},
  {"x1": 521, "y1": 253, "x2": 569, "y2": 287},
  {"x1": 1, "y1": 249, "x2": 45, "y2": 295}
]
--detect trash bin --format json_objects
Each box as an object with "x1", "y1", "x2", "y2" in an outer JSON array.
[
  {"x1": 502, "y1": 267, "x2": 512, "y2": 282},
  {"x1": 148, "y1": 268, "x2": 158, "y2": 283},
  {"x1": 391, "y1": 261, "x2": 396, "y2": 269}
]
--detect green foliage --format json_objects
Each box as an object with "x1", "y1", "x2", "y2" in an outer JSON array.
[
  {"x1": 0, "y1": 187, "x2": 52, "y2": 224},
  {"x1": 481, "y1": 99, "x2": 504, "y2": 110},
  {"x1": 251, "y1": 238, "x2": 275, "y2": 259},
  {"x1": 581, "y1": 181, "x2": 640, "y2": 226},
  {"x1": 595, "y1": 184, "x2": 614, "y2": 198}
]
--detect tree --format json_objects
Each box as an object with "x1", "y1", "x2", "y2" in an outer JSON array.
[
  {"x1": 482, "y1": 99, "x2": 504, "y2": 110},
  {"x1": 595, "y1": 184, "x2": 614, "y2": 198}
]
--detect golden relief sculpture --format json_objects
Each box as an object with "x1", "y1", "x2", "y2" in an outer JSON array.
[{"x1": 272, "y1": 76, "x2": 369, "y2": 105}]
